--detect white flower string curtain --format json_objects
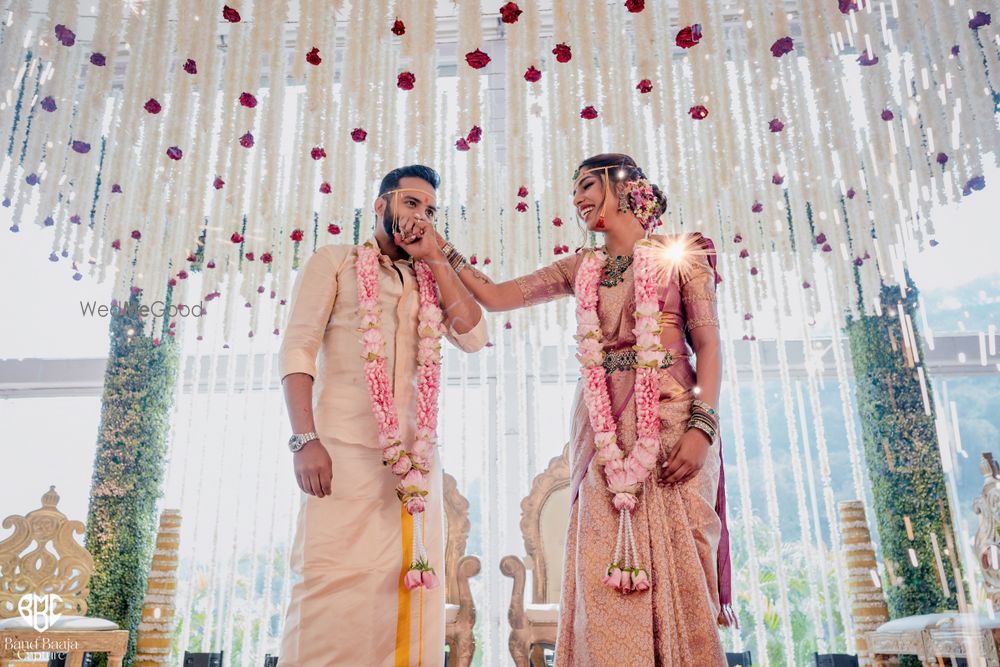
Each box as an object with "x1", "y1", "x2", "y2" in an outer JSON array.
[{"x1": 2, "y1": 0, "x2": 997, "y2": 665}]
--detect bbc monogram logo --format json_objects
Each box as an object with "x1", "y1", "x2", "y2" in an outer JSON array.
[{"x1": 17, "y1": 593, "x2": 63, "y2": 632}]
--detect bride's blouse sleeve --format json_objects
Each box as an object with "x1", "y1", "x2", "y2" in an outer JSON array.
[
  {"x1": 680, "y1": 234, "x2": 721, "y2": 331},
  {"x1": 513, "y1": 253, "x2": 582, "y2": 307}
]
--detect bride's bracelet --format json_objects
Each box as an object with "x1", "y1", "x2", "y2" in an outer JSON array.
[
  {"x1": 440, "y1": 242, "x2": 468, "y2": 273},
  {"x1": 687, "y1": 418, "x2": 717, "y2": 442}
]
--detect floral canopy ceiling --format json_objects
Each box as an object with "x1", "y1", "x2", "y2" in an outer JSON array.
[{"x1": 1, "y1": 0, "x2": 997, "y2": 342}]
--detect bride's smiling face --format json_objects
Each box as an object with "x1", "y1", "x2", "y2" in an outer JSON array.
[{"x1": 573, "y1": 171, "x2": 608, "y2": 231}]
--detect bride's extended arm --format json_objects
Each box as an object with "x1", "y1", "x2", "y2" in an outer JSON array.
[{"x1": 455, "y1": 262, "x2": 526, "y2": 312}]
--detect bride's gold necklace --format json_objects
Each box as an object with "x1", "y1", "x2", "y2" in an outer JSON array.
[{"x1": 601, "y1": 253, "x2": 633, "y2": 287}]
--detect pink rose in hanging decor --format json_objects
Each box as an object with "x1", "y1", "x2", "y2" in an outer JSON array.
[
  {"x1": 239, "y1": 132, "x2": 254, "y2": 148},
  {"x1": 40, "y1": 96, "x2": 57, "y2": 112},
  {"x1": 857, "y1": 50, "x2": 879, "y2": 66},
  {"x1": 969, "y1": 11, "x2": 991, "y2": 30},
  {"x1": 499, "y1": 2, "x2": 522, "y2": 23},
  {"x1": 516, "y1": 202, "x2": 528, "y2": 212},
  {"x1": 319, "y1": 182, "x2": 331, "y2": 194},
  {"x1": 517, "y1": 186, "x2": 528, "y2": 198},
  {"x1": 580, "y1": 105, "x2": 599, "y2": 119},
  {"x1": 465, "y1": 49, "x2": 491, "y2": 69},
  {"x1": 553, "y1": 42, "x2": 572, "y2": 62},
  {"x1": 111, "y1": 239, "x2": 121, "y2": 250},
  {"x1": 183, "y1": 58, "x2": 198, "y2": 74},
  {"x1": 397, "y1": 71, "x2": 415, "y2": 90},
  {"x1": 772, "y1": 173, "x2": 784, "y2": 185},
  {"x1": 239, "y1": 92, "x2": 257, "y2": 108},
  {"x1": 306, "y1": 47, "x2": 321, "y2": 65},
  {"x1": 524, "y1": 65, "x2": 542, "y2": 82},
  {"x1": 552, "y1": 217, "x2": 563, "y2": 227},
  {"x1": 351, "y1": 128, "x2": 367, "y2": 142},
  {"x1": 311, "y1": 146, "x2": 326, "y2": 160},
  {"x1": 688, "y1": 104, "x2": 709, "y2": 119},
  {"x1": 739, "y1": 248, "x2": 749, "y2": 259},
  {"x1": 469, "y1": 255, "x2": 478, "y2": 265},
  {"x1": 131, "y1": 230, "x2": 142, "y2": 240},
  {"x1": 625, "y1": 0, "x2": 644, "y2": 12},
  {"x1": 770, "y1": 36, "x2": 794, "y2": 57},
  {"x1": 90, "y1": 53, "x2": 106, "y2": 66},
  {"x1": 734, "y1": 233, "x2": 743, "y2": 243},
  {"x1": 290, "y1": 229, "x2": 304, "y2": 242},
  {"x1": 166, "y1": 146, "x2": 183, "y2": 160},
  {"x1": 213, "y1": 177, "x2": 225, "y2": 189},
  {"x1": 751, "y1": 201, "x2": 763, "y2": 213},
  {"x1": 231, "y1": 232, "x2": 244, "y2": 244},
  {"x1": 467, "y1": 125, "x2": 482, "y2": 143},
  {"x1": 822, "y1": 243, "x2": 833, "y2": 252},
  {"x1": 328, "y1": 224, "x2": 341, "y2": 235},
  {"x1": 676, "y1": 24, "x2": 702, "y2": 48},
  {"x1": 636, "y1": 79, "x2": 653, "y2": 93},
  {"x1": 222, "y1": 5, "x2": 241, "y2": 22},
  {"x1": 768, "y1": 118, "x2": 784, "y2": 132},
  {"x1": 391, "y1": 18, "x2": 406, "y2": 35},
  {"x1": 55, "y1": 24, "x2": 76, "y2": 47},
  {"x1": 455, "y1": 138, "x2": 470, "y2": 151},
  {"x1": 245, "y1": 252, "x2": 255, "y2": 261},
  {"x1": 144, "y1": 98, "x2": 162, "y2": 114}
]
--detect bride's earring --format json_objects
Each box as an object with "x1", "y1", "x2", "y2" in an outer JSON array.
[{"x1": 618, "y1": 190, "x2": 629, "y2": 214}]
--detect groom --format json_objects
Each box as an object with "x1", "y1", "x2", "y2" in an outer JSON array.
[{"x1": 277, "y1": 165, "x2": 486, "y2": 666}]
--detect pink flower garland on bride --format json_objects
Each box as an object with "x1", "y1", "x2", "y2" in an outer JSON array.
[
  {"x1": 575, "y1": 239, "x2": 666, "y2": 594},
  {"x1": 356, "y1": 241, "x2": 444, "y2": 590}
]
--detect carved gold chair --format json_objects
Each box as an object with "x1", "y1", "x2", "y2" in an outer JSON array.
[
  {"x1": 0, "y1": 487, "x2": 128, "y2": 667},
  {"x1": 500, "y1": 445, "x2": 571, "y2": 667},
  {"x1": 442, "y1": 472, "x2": 481, "y2": 667}
]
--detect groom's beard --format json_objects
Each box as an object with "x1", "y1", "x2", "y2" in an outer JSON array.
[{"x1": 381, "y1": 202, "x2": 411, "y2": 259}]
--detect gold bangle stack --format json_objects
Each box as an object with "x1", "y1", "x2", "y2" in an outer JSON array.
[
  {"x1": 687, "y1": 399, "x2": 719, "y2": 442},
  {"x1": 440, "y1": 242, "x2": 467, "y2": 272}
]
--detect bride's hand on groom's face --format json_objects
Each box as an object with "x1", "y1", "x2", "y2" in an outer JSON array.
[{"x1": 395, "y1": 219, "x2": 442, "y2": 260}]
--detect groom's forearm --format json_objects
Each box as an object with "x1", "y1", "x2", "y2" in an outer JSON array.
[{"x1": 424, "y1": 249, "x2": 483, "y2": 334}]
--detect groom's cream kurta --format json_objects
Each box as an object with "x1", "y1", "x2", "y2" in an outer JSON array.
[{"x1": 277, "y1": 242, "x2": 487, "y2": 666}]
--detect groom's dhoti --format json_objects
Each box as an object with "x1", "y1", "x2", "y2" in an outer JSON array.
[{"x1": 278, "y1": 438, "x2": 445, "y2": 667}]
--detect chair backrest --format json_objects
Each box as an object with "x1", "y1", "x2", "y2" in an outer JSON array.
[
  {"x1": 442, "y1": 471, "x2": 472, "y2": 606},
  {"x1": 726, "y1": 650, "x2": 752, "y2": 666},
  {"x1": 975, "y1": 452, "x2": 1000, "y2": 607},
  {"x1": 813, "y1": 653, "x2": 859, "y2": 667},
  {"x1": 520, "y1": 445, "x2": 571, "y2": 605},
  {"x1": 183, "y1": 651, "x2": 223, "y2": 667},
  {"x1": 0, "y1": 486, "x2": 94, "y2": 619}
]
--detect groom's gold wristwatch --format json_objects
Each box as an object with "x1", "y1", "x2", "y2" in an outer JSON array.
[{"x1": 288, "y1": 432, "x2": 319, "y2": 453}]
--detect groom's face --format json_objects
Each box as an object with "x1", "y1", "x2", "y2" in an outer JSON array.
[{"x1": 377, "y1": 176, "x2": 438, "y2": 244}]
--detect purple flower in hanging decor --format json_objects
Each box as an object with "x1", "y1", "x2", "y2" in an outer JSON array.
[
  {"x1": 847, "y1": 187, "x2": 856, "y2": 199},
  {"x1": 552, "y1": 42, "x2": 572, "y2": 63},
  {"x1": 311, "y1": 146, "x2": 326, "y2": 160},
  {"x1": 734, "y1": 233, "x2": 743, "y2": 243},
  {"x1": 751, "y1": 201, "x2": 763, "y2": 213},
  {"x1": 144, "y1": 98, "x2": 162, "y2": 114},
  {"x1": 72, "y1": 271, "x2": 83, "y2": 281},
  {"x1": 70, "y1": 214, "x2": 81, "y2": 224},
  {"x1": 768, "y1": 118, "x2": 784, "y2": 132},
  {"x1": 688, "y1": 104, "x2": 708, "y2": 119},
  {"x1": 239, "y1": 92, "x2": 257, "y2": 108},
  {"x1": 166, "y1": 146, "x2": 183, "y2": 160},
  {"x1": 1, "y1": 198, "x2": 9, "y2": 207},
  {"x1": 213, "y1": 177, "x2": 225, "y2": 189},
  {"x1": 822, "y1": 243, "x2": 833, "y2": 252},
  {"x1": 770, "y1": 36, "x2": 794, "y2": 57},
  {"x1": 962, "y1": 175, "x2": 986, "y2": 195},
  {"x1": 49, "y1": 252, "x2": 59, "y2": 261},
  {"x1": 802, "y1": 281, "x2": 811, "y2": 289},
  {"x1": 455, "y1": 138, "x2": 470, "y2": 151},
  {"x1": 90, "y1": 52, "x2": 106, "y2": 66},
  {"x1": 131, "y1": 230, "x2": 142, "y2": 240},
  {"x1": 950, "y1": 45, "x2": 960, "y2": 56},
  {"x1": 499, "y1": 2, "x2": 523, "y2": 24},
  {"x1": 816, "y1": 233, "x2": 827, "y2": 244},
  {"x1": 838, "y1": 0, "x2": 859, "y2": 14},
  {"x1": 44, "y1": 216, "x2": 54, "y2": 226},
  {"x1": 517, "y1": 185, "x2": 528, "y2": 198},
  {"x1": 111, "y1": 183, "x2": 122, "y2": 193},
  {"x1": 739, "y1": 248, "x2": 749, "y2": 259},
  {"x1": 465, "y1": 126, "x2": 484, "y2": 145},
  {"x1": 9, "y1": 223, "x2": 19, "y2": 232},
  {"x1": 853, "y1": 256, "x2": 864, "y2": 266},
  {"x1": 772, "y1": 172, "x2": 784, "y2": 185},
  {"x1": 857, "y1": 50, "x2": 879, "y2": 66},
  {"x1": 929, "y1": 239, "x2": 939, "y2": 247},
  {"x1": 25, "y1": 173, "x2": 38, "y2": 186},
  {"x1": 936, "y1": 152, "x2": 949, "y2": 166},
  {"x1": 71, "y1": 140, "x2": 90, "y2": 154},
  {"x1": 465, "y1": 49, "x2": 491, "y2": 69},
  {"x1": 41, "y1": 96, "x2": 57, "y2": 112},
  {"x1": 516, "y1": 202, "x2": 528, "y2": 212},
  {"x1": 54, "y1": 24, "x2": 76, "y2": 47},
  {"x1": 969, "y1": 11, "x2": 991, "y2": 30},
  {"x1": 239, "y1": 132, "x2": 254, "y2": 148},
  {"x1": 881, "y1": 108, "x2": 894, "y2": 121},
  {"x1": 626, "y1": 0, "x2": 645, "y2": 13},
  {"x1": 110, "y1": 239, "x2": 121, "y2": 250},
  {"x1": 676, "y1": 24, "x2": 702, "y2": 49},
  {"x1": 184, "y1": 58, "x2": 198, "y2": 74},
  {"x1": 750, "y1": 266, "x2": 759, "y2": 275},
  {"x1": 351, "y1": 128, "x2": 367, "y2": 143}
]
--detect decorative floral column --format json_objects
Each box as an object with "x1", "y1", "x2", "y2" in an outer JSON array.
[
  {"x1": 839, "y1": 500, "x2": 890, "y2": 665},
  {"x1": 85, "y1": 293, "x2": 180, "y2": 666},
  {"x1": 846, "y1": 278, "x2": 965, "y2": 619},
  {"x1": 135, "y1": 510, "x2": 182, "y2": 666}
]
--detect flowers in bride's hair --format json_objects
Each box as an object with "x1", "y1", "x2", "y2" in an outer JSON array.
[
  {"x1": 391, "y1": 18, "x2": 406, "y2": 35},
  {"x1": 465, "y1": 49, "x2": 491, "y2": 69},
  {"x1": 676, "y1": 24, "x2": 702, "y2": 48},
  {"x1": 524, "y1": 65, "x2": 541, "y2": 82},
  {"x1": 499, "y1": 2, "x2": 522, "y2": 23},
  {"x1": 552, "y1": 42, "x2": 572, "y2": 62},
  {"x1": 770, "y1": 36, "x2": 794, "y2": 57},
  {"x1": 397, "y1": 71, "x2": 415, "y2": 90}
]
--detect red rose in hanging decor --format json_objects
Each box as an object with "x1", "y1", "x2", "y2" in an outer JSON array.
[
  {"x1": 213, "y1": 177, "x2": 225, "y2": 189},
  {"x1": 311, "y1": 146, "x2": 326, "y2": 160},
  {"x1": 319, "y1": 182, "x2": 331, "y2": 194},
  {"x1": 55, "y1": 24, "x2": 76, "y2": 47},
  {"x1": 207, "y1": 260, "x2": 216, "y2": 269},
  {"x1": 306, "y1": 47, "x2": 321, "y2": 65},
  {"x1": 186, "y1": 254, "x2": 197, "y2": 262},
  {"x1": 580, "y1": 105, "x2": 599, "y2": 119},
  {"x1": 504, "y1": 322, "x2": 512, "y2": 330},
  {"x1": 391, "y1": 18, "x2": 406, "y2": 35},
  {"x1": 734, "y1": 234, "x2": 743, "y2": 243},
  {"x1": 636, "y1": 79, "x2": 653, "y2": 93},
  {"x1": 772, "y1": 172, "x2": 784, "y2": 185},
  {"x1": 290, "y1": 229, "x2": 304, "y2": 242},
  {"x1": 465, "y1": 49, "x2": 491, "y2": 69},
  {"x1": 771, "y1": 36, "x2": 794, "y2": 57},
  {"x1": 239, "y1": 132, "x2": 254, "y2": 148},
  {"x1": 676, "y1": 24, "x2": 702, "y2": 48},
  {"x1": 517, "y1": 186, "x2": 528, "y2": 197},
  {"x1": 739, "y1": 248, "x2": 749, "y2": 259},
  {"x1": 552, "y1": 217, "x2": 563, "y2": 227},
  {"x1": 240, "y1": 92, "x2": 257, "y2": 108},
  {"x1": 516, "y1": 202, "x2": 528, "y2": 212},
  {"x1": 455, "y1": 138, "x2": 470, "y2": 151},
  {"x1": 751, "y1": 201, "x2": 763, "y2": 213},
  {"x1": 111, "y1": 239, "x2": 121, "y2": 250},
  {"x1": 222, "y1": 5, "x2": 241, "y2": 22},
  {"x1": 857, "y1": 50, "x2": 879, "y2": 66},
  {"x1": 768, "y1": 118, "x2": 784, "y2": 132},
  {"x1": 469, "y1": 255, "x2": 478, "y2": 265},
  {"x1": 397, "y1": 71, "x2": 415, "y2": 90},
  {"x1": 144, "y1": 98, "x2": 162, "y2": 114},
  {"x1": 838, "y1": 0, "x2": 859, "y2": 14},
  {"x1": 499, "y1": 2, "x2": 523, "y2": 23},
  {"x1": 184, "y1": 58, "x2": 198, "y2": 74},
  {"x1": 524, "y1": 65, "x2": 542, "y2": 82},
  {"x1": 553, "y1": 42, "x2": 572, "y2": 62},
  {"x1": 245, "y1": 252, "x2": 255, "y2": 261},
  {"x1": 231, "y1": 232, "x2": 244, "y2": 243},
  {"x1": 625, "y1": 0, "x2": 644, "y2": 12},
  {"x1": 688, "y1": 104, "x2": 709, "y2": 119},
  {"x1": 166, "y1": 146, "x2": 183, "y2": 160},
  {"x1": 467, "y1": 125, "x2": 482, "y2": 143},
  {"x1": 131, "y1": 230, "x2": 142, "y2": 240},
  {"x1": 261, "y1": 252, "x2": 273, "y2": 264},
  {"x1": 351, "y1": 128, "x2": 367, "y2": 142},
  {"x1": 328, "y1": 224, "x2": 341, "y2": 235}
]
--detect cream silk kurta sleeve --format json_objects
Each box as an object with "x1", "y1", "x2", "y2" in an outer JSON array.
[{"x1": 276, "y1": 241, "x2": 487, "y2": 667}]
